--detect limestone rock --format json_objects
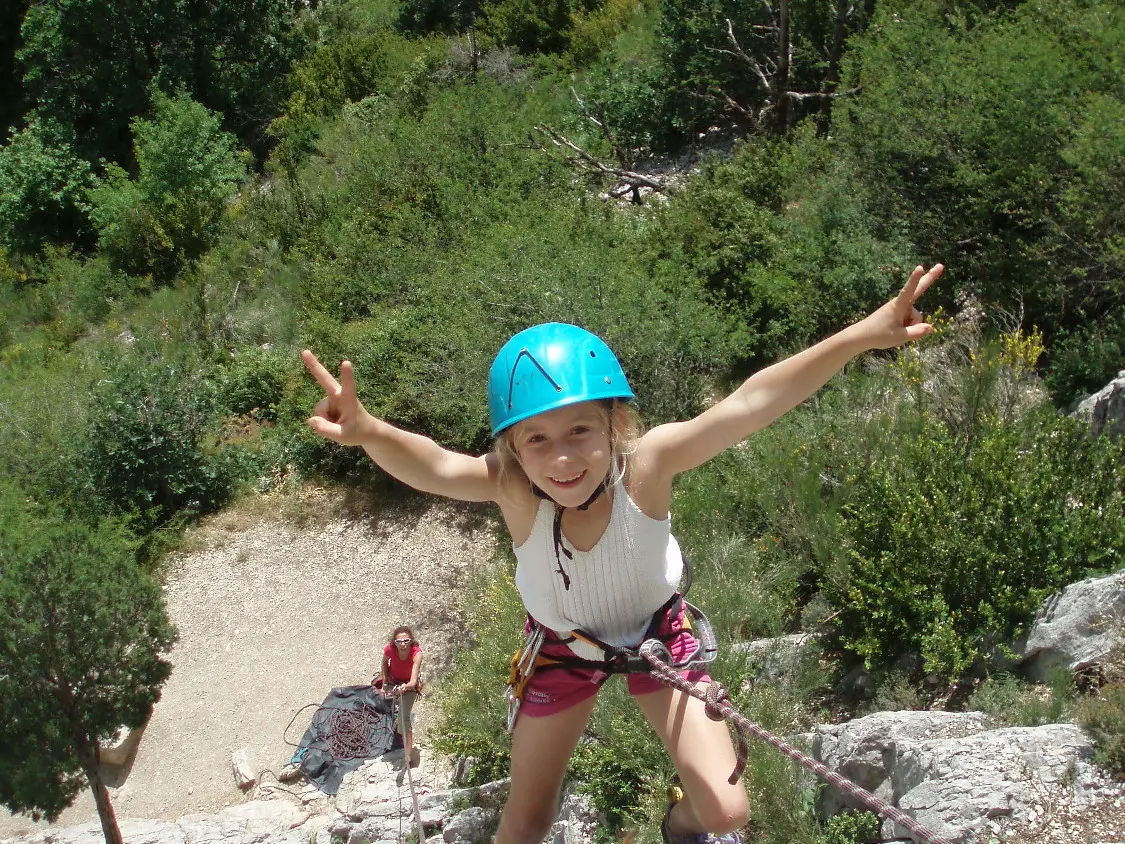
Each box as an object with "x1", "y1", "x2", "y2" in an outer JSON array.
[
  {"x1": 1075, "y1": 371, "x2": 1125, "y2": 440},
  {"x1": 1018, "y1": 571, "x2": 1125, "y2": 683}
]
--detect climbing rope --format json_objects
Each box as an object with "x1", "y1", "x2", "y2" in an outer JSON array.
[
  {"x1": 282, "y1": 701, "x2": 396, "y2": 758},
  {"x1": 396, "y1": 692, "x2": 427, "y2": 844},
  {"x1": 637, "y1": 641, "x2": 954, "y2": 844},
  {"x1": 326, "y1": 703, "x2": 386, "y2": 759}
]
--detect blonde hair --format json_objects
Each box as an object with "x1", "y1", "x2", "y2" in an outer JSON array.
[{"x1": 493, "y1": 399, "x2": 644, "y2": 494}]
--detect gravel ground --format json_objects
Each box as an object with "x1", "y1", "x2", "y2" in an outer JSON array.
[{"x1": 0, "y1": 490, "x2": 498, "y2": 839}]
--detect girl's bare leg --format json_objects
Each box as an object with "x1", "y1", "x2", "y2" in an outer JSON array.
[
  {"x1": 495, "y1": 693, "x2": 599, "y2": 844},
  {"x1": 634, "y1": 682, "x2": 749, "y2": 836}
]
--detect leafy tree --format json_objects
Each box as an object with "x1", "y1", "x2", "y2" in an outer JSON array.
[
  {"x1": 0, "y1": 0, "x2": 27, "y2": 133},
  {"x1": 17, "y1": 0, "x2": 305, "y2": 165},
  {"x1": 655, "y1": 0, "x2": 873, "y2": 143},
  {"x1": 477, "y1": 0, "x2": 580, "y2": 55},
  {"x1": 284, "y1": 31, "x2": 411, "y2": 124},
  {"x1": 18, "y1": 0, "x2": 155, "y2": 166},
  {"x1": 834, "y1": 0, "x2": 1125, "y2": 340},
  {"x1": 397, "y1": 0, "x2": 483, "y2": 35},
  {"x1": 89, "y1": 91, "x2": 245, "y2": 280},
  {"x1": 0, "y1": 118, "x2": 94, "y2": 253},
  {"x1": 78, "y1": 347, "x2": 235, "y2": 525},
  {"x1": 0, "y1": 487, "x2": 177, "y2": 844}
]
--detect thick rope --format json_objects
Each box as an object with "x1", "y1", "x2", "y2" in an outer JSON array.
[
  {"x1": 638, "y1": 641, "x2": 953, "y2": 844},
  {"x1": 397, "y1": 695, "x2": 427, "y2": 844},
  {"x1": 326, "y1": 704, "x2": 386, "y2": 759}
]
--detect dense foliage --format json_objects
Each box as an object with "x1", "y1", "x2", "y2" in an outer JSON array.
[
  {"x1": 1, "y1": 0, "x2": 1123, "y2": 838},
  {"x1": 0, "y1": 488, "x2": 177, "y2": 829}
]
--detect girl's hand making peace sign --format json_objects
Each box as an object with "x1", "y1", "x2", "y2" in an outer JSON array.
[
  {"x1": 857, "y1": 263, "x2": 943, "y2": 350},
  {"x1": 301, "y1": 351, "x2": 377, "y2": 447}
]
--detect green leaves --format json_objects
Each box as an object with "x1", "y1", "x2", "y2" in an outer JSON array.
[
  {"x1": 0, "y1": 120, "x2": 94, "y2": 253},
  {"x1": 18, "y1": 0, "x2": 306, "y2": 166},
  {"x1": 836, "y1": 0, "x2": 1125, "y2": 337},
  {"x1": 0, "y1": 487, "x2": 177, "y2": 820},
  {"x1": 79, "y1": 348, "x2": 234, "y2": 525},
  {"x1": 89, "y1": 91, "x2": 245, "y2": 280}
]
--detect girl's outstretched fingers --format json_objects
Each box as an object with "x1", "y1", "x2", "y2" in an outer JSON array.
[
  {"x1": 898, "y1": 263, "x2": 943, "y2": 306},
  {"x1": 302, "y1": 349, "x2": 341, "y2": 395},
  {"x1": 862, "y1": 262, "x2": 943, "y2": 349},
  {"x1": 302, "y1": 351, "x2": 368, "y2": 445}
]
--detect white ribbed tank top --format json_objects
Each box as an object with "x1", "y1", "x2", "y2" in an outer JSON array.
[{"x1": 513, "y1": 482, "x2": 684, "y2": 663}]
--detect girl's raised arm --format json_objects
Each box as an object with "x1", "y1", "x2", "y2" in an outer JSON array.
[
  {"x1": 642, "y1": 264, "x2": 942, "y2": 478},
  {"x1": 302, "y1": 350, "x2": 500, "y2": 503}
]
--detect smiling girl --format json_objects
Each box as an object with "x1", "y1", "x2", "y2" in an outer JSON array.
[{"x1": 302, "y1": 262, "x2": 941, "y2": 843}]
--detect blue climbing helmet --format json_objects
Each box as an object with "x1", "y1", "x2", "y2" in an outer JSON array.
[{"x1": 488, "y1": 323, "x2": 635, "y2": 437}]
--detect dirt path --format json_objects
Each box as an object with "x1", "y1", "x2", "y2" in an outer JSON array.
[{"x1": 0, "y1": 491, "x2": 498, "y2": 839}]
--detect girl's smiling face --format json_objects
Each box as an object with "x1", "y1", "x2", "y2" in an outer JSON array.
[{"x1": 512, "y1": 401, "x2": 612, "y2": 507}]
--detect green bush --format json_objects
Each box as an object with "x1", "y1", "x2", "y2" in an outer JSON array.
[
  {"x1": 431, "y1": 559, "x2": 524, "y2": 786},
  {"x1": 819, "y1": 811, "x2": 879, "y2": 844},
  {"x1": 568, "y1": 0, "x2": 650, "y2": 66},
  {"x1": 78, "y1": 348, "x2": 235, "y2": 524},
  {"x1": 672, "y1": 328, "x2": 1124, "y2": 684},
  {"x1": 1076, "y1": 683, "x2": 1125, "y2": 778},
  {"x1": 89, "y1": 91, "x2": 245, "y2": 280},
  {"x1": 23, "y1": 250, "x2": 137, "y2": 345},
  {"x1": 968, "y1": 672, "x2": 1074, "y2": 728},
  {"x1": 645, "y1": 129, "x2": 909, "y2": 370},
  {"x1": 0, "y1": 119, "x2": 94, "y2": 254},
  {"x1": 835, "y1": 0, "x2": 1125, "y2": 339},
  {"x1": 221, "y1": 345, "x2": 294, "y2": 420},
  {"x1": 477, "y1": 0, "x2": 581, "y2": 55},
  {"x1": 284, "y1": 31, "x2": 417, "y2": 124},
  {"x1": 1044, "y1": 306, "x2": 1125, "y2": 408},
  {"x1": 0, "y1": 342, "x2": 96, "y2": 506},
  {"x1": 830, "y1": 402, "x2": 1125, "y2": 679}
]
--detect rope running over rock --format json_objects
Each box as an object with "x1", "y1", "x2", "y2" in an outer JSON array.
[{"x1": 638, "y1": 641, "x2": 954, "y2": 844}]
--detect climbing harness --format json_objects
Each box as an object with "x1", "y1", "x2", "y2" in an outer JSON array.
[
  {"x1": 502, "y1": 555, "x2": 952, "y2": 843},
  {"x1": 635, "y1": 642, "x2": 955, "y2": 844},
  {"x1": 504, "y1": 557, "x2": 717, "y2": 733}
]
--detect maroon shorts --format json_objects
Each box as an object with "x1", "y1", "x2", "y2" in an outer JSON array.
[{"x1": 519, "y1": 602, "x2": 711, "y2": 718}]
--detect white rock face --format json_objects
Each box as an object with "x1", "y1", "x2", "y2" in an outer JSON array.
[
  {"x1": 802, "y1": 709, "x2": 1123, "y2": 843},
  {"x1": 1075, "y1": 370, "x2": 1125, "y2": 440},
  {"x1": 1019, "y1": 571, "x2": 1125, "y2": 683},
  {"x1": 888, "y1": 723, "x2": 1098, "y2": 842}
]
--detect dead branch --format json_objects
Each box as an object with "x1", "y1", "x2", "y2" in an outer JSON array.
[
  {"x1": 571, "y1": 87, "x2": 630, "y2": 169},
  {"x1": 705, "y1": 17, "x2": 861, "y2": 127},
  {"x1": 529, "y1": 125, "x2": 666, "y2": 203}
]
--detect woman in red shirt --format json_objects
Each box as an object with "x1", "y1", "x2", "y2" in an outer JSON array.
[{"x1": 378, "y1": 625, "x2": 423, "y2": 758}]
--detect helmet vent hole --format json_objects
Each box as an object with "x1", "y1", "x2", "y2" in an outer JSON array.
[
  {"x1": 605, "y1": 377, "x2": 611, "y2": 384},
  {"x1": 589, "y1": 351, "x2": 596, "y2": 357}
]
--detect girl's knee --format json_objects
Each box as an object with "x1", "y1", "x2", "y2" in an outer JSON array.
[
  {"x1": 692, "y1": 783, "x2": 749, "y2": 834},
  {"x1": 496, "y1": 800, "x2": 557, "y2": 843}
]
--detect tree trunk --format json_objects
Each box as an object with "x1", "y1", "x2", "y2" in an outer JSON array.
[
  {"x1": 82, "y1": 745, "x2": 123, "y2": 844},
  {"x1": 826, "y1": 0, "x2": 849, "y2": 92},
  {"x1": 822, "y1": 0, "x2": 850, "y2": 123},
  {"x1": 59, "y1": 681, "x2": 124, "y2": 844},
  {"x1": 772, "y1": 0, "x2": 792, "y2": 133}
]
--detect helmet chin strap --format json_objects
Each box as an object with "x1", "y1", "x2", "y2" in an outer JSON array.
[{"x1": 531, "y1": 474, "x2": 610, "y2": 591}]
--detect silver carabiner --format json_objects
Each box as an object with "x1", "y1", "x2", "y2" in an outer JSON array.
[
  {"x1": 505, "y1": 687, "x2": 521, "y2": 733},
  {"x1": 504, "y1": 624, "x2": 546, "y2": 734}
]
